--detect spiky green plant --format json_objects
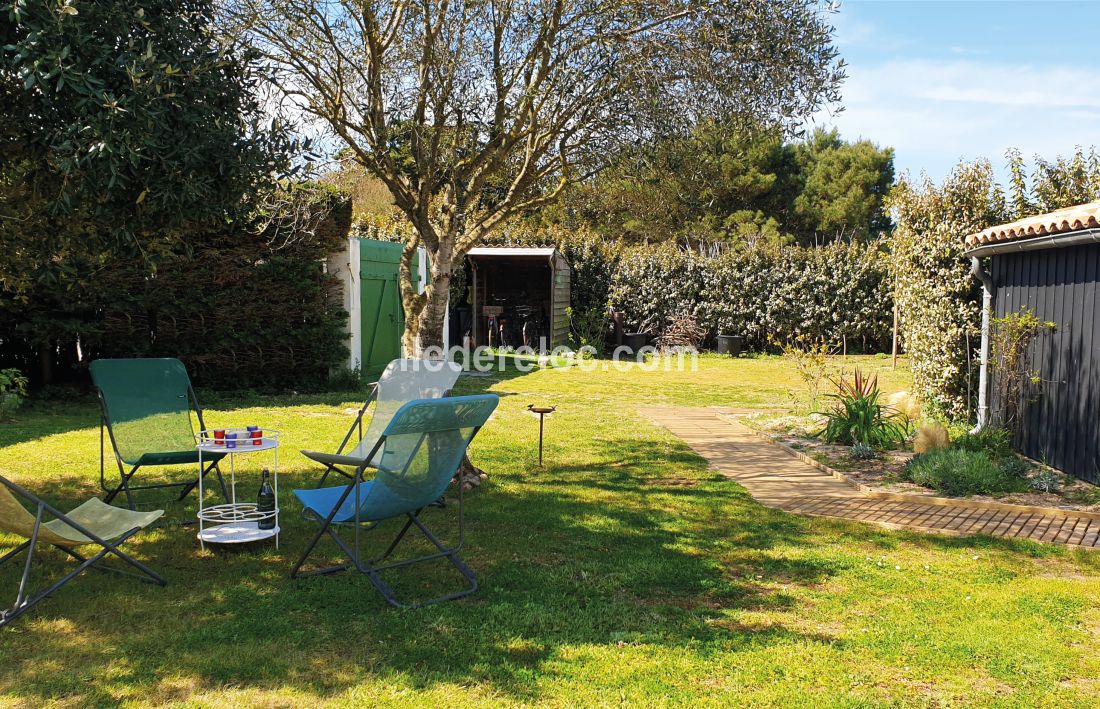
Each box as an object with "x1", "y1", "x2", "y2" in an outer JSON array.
[{"x1": 818, "y1": 369, "x2": 909, "y2": 449}]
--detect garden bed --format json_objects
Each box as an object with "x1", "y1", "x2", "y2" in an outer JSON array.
[{"x1": 742, "y1": 413, "x2": 1100, "y2": 514}]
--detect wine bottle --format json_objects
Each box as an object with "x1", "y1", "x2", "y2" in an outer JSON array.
[{"x1": 257, "y1": 468, "x2": 276, "y2": 530}]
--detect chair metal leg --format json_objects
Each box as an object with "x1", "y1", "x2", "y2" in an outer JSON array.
[
  {"x1": 105, "y1": 459, "x2": 228, "y2": 510},
  {"x1": 313, "y1": 395, "x2": 374, "y2": 488},
  {"x1": 14, "y1": 506, "x2": 44, "y2": 609},
  {"x1": 1, "y1": 526, "x2": 165, "y2": 630},
  {"x1": 102, "y1": 463, "x2": 140, "y2": 508},
  {"x1": 315, "y1": 464, "x2": 354, "y2": 489},
  {"x1": 291, "y1": 520, "x2": 338, "y2": 579},
  {"x1": 294, "y1": 507, "x2": 477, "y2": 609},
  {"x1": 290, "y1": 481, "x2": 360, "y2": 579},
  {"x1": 352, "y1": 512, "x2": 478, "y2": 609},
  {"x1": 0, "y1": 541, "x2": 31, "y2": 568},
  {"x1": 54, "y1": 544, "x2": 164, "y2": 585},
  {"x1": 371, "y1": 516, "x2": 415, "y2": 564}
]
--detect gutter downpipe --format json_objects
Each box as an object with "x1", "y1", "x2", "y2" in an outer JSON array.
[{"x1": 969, "y1": 256, "x2": 994, "y2": 433}]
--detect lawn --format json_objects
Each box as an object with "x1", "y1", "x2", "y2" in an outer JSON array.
[{"x1": 2, "y1": 355, "x2": 1100, "y2": 707}]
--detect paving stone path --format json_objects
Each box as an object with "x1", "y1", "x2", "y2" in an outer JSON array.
[{"x1": 640, "y1": 407, "x2": 1100, "y2": 550}]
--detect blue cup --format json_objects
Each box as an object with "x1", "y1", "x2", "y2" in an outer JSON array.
[{"x1": 226, "y1": 432, "x2": 238, "y2": 449}]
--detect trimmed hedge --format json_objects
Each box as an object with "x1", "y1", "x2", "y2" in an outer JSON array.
[
  {"x1": 608, "y1": 240, "x2": 892, "y2": 351},
  {"x1": 87, "y1": 234, "x2": 348, "y2": 390},
  {"x1": 1, "y1": 184, "x2": 352, "y2": 391}
]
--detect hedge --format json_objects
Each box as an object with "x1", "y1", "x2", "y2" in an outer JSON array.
[
  {"x1": 887, "y1": 161, "x2": 1004, "y2": 420},
  {"x1": 607, "y1": 240, "x2": 893, "y2": 351},
  {"x1": 387, "y1": 220, "x2": 895, "y2": 352},
  {"x1": 0, "y1": 184, "x2": 352, "y2": 391}
]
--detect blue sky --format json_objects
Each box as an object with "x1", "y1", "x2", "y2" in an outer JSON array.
[{"x1": 814, "y1": 0, "x2": 1100, "y2": 184}]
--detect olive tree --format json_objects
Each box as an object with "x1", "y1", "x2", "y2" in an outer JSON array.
[{"x1": 226, "y1": 0, "x2": 845, "y2": 353}]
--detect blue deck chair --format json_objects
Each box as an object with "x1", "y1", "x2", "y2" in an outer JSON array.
[
  {"x1": 302, "y1": 358, "x2": 463, "y2": 488},
  {"x1": 291, "y1": 394, "x2": 498, "y2": 608},
  {"x1": 90, "y1": 358, "x2": 228, "y2": 509}
]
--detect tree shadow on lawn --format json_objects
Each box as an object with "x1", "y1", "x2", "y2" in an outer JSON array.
[
  {"x1": 0, "y1": 462, "x2": 847, "y2": 704},
  {"x1": 0, "y1": 362, "x2": 528, "y2": 451},
  {"x1": 0, "y1": 398, "x2": 100, "y2": 449},
  {"x1": 7, "y1": 383, "x2": 1076, "y2": 703}
]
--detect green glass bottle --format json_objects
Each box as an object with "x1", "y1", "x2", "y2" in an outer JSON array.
[{"x1": 257, "y1": 468, "x2": 276, "y2": 530}]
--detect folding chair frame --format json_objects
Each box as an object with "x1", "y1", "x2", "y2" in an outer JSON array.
[
  {"x1": 314, "y1": 382, "x2": 378, "y2": 488},
  {"x1": 311, "y1": 381, "x2": 458, "y2": 490},
  {"x1": 0, "y1": 478, "x2": 165, "y2": 630},
  {"x1": 291, "y1": 432, "x2": 479, "y2": 609},
  {"x1": 97, "y1": 385, "x2": 229, "y2": 510}
]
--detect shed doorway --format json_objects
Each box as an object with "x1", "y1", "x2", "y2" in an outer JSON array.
[{"x1": 464, "y1": 247, "x2": 571, "y2": 350}]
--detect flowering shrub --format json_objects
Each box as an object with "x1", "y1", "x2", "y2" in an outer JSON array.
[
  {"x1": 355, "y1": 217, "x2": 894, "y2": 351},
  {"x1": 611, "y1": 240, "x2": 892, "y2": 350},
  {"x1": 609, "y1": 244, "x2": 707, "y2": 334},
  {"x1": 887, "y1": 161, "x2": 1006, "y2": 420}
]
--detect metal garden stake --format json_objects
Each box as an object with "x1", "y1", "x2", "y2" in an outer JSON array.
[{"x1": 527, "y1": 404, "x2": 556, "y2": 466}]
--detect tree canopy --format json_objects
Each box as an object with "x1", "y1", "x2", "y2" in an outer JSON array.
[
  {"x1": 542, "y1": 125, "x2": 894, "y2": 247},
  {"x1": 0, "y1": 0, "x2": 299, "y2": 295},
  {"x1": 227, "y1": 0, "x2": 846, "y2": 350}
]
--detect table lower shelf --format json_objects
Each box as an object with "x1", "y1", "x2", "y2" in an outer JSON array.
[{"x1": 197, "y1": 521, "x2": 280, "y2": 544}]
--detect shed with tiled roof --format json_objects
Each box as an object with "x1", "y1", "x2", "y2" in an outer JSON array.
[{"x1": 968, "y1": 202, "x2": 1100, "y2": 483}]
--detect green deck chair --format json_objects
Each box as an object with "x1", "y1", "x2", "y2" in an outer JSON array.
[
  {"x1": 90, "y1": 358, "x2": 228, "y2": 510},
  {"x1": 0, "y1": 475, "x2": 165, "y2": 629},
  {"x1": 291, "y1": 394, "x2": 498, "y2": 608}
]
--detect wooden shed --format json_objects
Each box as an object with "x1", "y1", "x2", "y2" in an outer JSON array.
[
  {"x1": 466, "y1": 247, "x2": 571, "y2": 350},
  {"x1": 966, "y1": 201, "x2": 1100, "y2": 482}
]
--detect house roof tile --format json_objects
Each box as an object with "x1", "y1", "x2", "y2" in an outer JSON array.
[{"x1": 965, "y1": 201, "x2": 1100, "y2": 249}]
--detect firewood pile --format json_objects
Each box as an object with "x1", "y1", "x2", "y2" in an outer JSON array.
[{"x1": 655, "y1": 313, "x2": 705, "y2": 351}]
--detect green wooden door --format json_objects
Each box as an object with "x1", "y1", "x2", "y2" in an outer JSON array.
[{"x1": 358, "y1": 239, "x2": 404, "y2": 379}]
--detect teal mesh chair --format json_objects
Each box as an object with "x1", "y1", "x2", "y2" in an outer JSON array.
[
  {"x1": 90, "y1": 358, "x2": 228, "y2": 509},
  {"x1": 291, "y1": 394, "x2": 498, "y2": 608},
  {"x1": 302, "y1": 358, "x2": 462, "y2": 487}
]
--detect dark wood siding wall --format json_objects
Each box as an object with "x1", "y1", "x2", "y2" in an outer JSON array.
[{"x1": 990, "y1": 243, "x2": 1100, "y2": 483}]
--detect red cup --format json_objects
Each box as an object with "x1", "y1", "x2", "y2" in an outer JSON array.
[
  {"x1": 213, "y1": 429, "x2": 225, "y2": 444},
  {"x1": 251, "y1": 429, "x2": 262, "y2": 446}
]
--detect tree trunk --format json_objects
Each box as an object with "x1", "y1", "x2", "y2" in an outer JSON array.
[
  {"x1": 39, "y1": 341, "x2": 53, "y2": 387},
  {"x1": 399, "y1": 233, "x2": 487, "y2": 490},
  {"x1": 416, "y1": 271, "x2": 451, "y2": 354}
]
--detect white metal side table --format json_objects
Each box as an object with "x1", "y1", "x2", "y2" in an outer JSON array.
[{"x1": 195, "y1": 429, "x2": 280, "y2": 550}]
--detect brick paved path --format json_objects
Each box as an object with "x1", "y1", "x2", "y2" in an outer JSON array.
[{"x1": 640, "y1": 407, "x2": 1100, "y2": 550}]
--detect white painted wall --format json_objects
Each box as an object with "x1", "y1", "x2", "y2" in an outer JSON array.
[{"x1": 326, "y1": 238, "x2": 362, "y2": 371}]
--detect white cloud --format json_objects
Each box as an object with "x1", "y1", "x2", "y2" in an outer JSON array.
[{"x1": 815, "y1": 58, "x2": 1100, "y2": 182}]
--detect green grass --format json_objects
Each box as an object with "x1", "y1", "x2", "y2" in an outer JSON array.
[{"x1": 2, "y1": 356, "x2": 1100, "y2": 707}]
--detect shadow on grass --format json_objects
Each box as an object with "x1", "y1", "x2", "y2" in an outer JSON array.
[
  {"x1": 0, "y1": 448, "x2": 843, "y2": 704},
  {"x1": 0, "y1": 398, "x2": 99, "y2": 449},
  {"x1": 0, "y1": 362, "x2": 533, "y2": 451},
  {"x1": 3, "y1": 368, "x2": 1081, "y2": 704}
]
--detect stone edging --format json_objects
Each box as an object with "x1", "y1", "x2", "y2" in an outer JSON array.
[{"x1": 743, "y1": 424, "x2": 1100, "y2": 524}]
